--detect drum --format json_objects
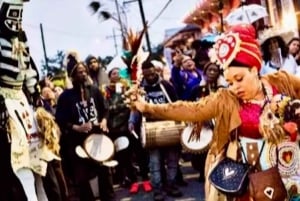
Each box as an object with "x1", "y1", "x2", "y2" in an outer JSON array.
[
  {"x1": 141, "y1": 121, "x2": 185, "y2": 149},
  {"x1": 84, "y1": 134, "x2": 115, "y2": 162},
  {"x1": 181, "y1": 124, "x2": 213, "y2": 154},
  {"x1": 114, "y1": 136, "x2": 129, "y2": 152},
  {"x1": 76, "y1": 134, "x2": 115, "y2": 163}
]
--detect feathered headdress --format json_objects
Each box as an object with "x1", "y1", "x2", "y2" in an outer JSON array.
[{"x1": 121, "y1": 27, "x2": 149, "y2": 82}]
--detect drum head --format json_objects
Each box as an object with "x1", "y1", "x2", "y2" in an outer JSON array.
[
  {"x1": 103, "y1": 160, "x2": 119, "y2": 167},
  {"x1": 84, "y1": 134, "x2": 114, "y2": 162},
  {"x1": 181, "y1": 126, "x2": 213, "y2": 154},
  {"x1": 75, "y1": 145, "x2": 88, "y2": 158},
  {"x1": 114, "y1": 136, "x2": 129, "y2": 152}
]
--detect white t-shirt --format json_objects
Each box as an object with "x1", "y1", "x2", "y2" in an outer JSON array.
[{"x1": 260, "y1": 54, "x2": 300, "y2": 76}]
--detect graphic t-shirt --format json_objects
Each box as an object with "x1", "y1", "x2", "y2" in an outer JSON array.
[
  {"x1": 144, "y1": 83, "x2": 168, "y2": 104},
  {"x1": 75, "y1": 97, "x2": 99, "y2": 125}
]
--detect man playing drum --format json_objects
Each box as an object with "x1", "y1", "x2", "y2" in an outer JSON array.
[
  {"x1": 55, "y1": 61, "x2": 115, "y2": 201},
  {"x1": 132, "y1": 60, "x2": 183, "y2": 201}
]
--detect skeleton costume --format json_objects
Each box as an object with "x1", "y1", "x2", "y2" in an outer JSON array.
[{"x1": 0, "y1": 1, "x2": 61, "y2": 200}]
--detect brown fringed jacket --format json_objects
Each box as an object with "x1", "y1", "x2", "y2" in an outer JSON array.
[{"x1": 142, "y1": 71, "x2": 300, "y2": 154}]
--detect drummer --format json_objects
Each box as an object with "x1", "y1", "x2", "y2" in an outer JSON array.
[
  {"x1": 133, "y1": 60, "x2": 183, "y2": 201},
  {"x1": 55, "y1": 61, "x2": 115, "y2": 201}
]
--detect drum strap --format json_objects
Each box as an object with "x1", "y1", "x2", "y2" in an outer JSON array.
[{"x1": 159, "y1": 83, "x2": 172, "y2": 103}]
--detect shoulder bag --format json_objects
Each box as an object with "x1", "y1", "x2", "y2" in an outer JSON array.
[{"x1": 249, "y1": 146, "x2": 287, "y2": 201}]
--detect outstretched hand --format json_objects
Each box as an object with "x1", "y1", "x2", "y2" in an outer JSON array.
[{"x1": 123, "y1": 85, "x2": 147, "y2": 112}]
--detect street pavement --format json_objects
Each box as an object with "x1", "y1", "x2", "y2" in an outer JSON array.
[{"x1": 114, "y1": 161, "x2": 206, "y2": 201}]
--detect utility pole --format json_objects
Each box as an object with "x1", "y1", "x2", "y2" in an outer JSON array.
[
  {"x1": 124, "y1": 0, "x2": 152, "y2": 53},
  {"x1": 106, "y1": 28, "x2": 122, "y2": 56},
  {"x1": 40, "y1": 23, "x2": 49, "y2": 71},
  {"x1": 114, "y1": 0, "x2": 126, "y2": 43}
]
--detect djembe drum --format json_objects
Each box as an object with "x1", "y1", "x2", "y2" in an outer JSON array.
[
  {"x1": 180, "y1": 124, "x2": 213, "y2": 154},
  {"x1": 76, "y1": 133, "x2": 118, "y2": 167},
  {"x1": 141, "y1": 121, "x2": 186, "y2": 149}
]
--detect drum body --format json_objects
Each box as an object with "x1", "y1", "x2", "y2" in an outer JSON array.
[
  {"x1": 141, "y1": 121, "x2": 185, "y2": 149},
  {"x1": 181, "y1": 125, "x2": 213, "y2": 154}
]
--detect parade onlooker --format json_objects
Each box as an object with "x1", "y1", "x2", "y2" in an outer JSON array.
[
  {"x1": 288, "y1": 37, "x2": 300, "y2": 65},
  {"x1": 54, "y1": 86, "x2": 64, "y2": 100},
  {"x1": 104, "y1": 67, "x2": 137, "y2": 188},
  {"x1": 260, "y1": 35, "x2": 299, "y2": 75},
  {"x1": 36, "y1": 78, "x2": 69, "y2": 201},
  {"x1": 191, "y1": 40, "x2": 214, "y2": 71},
  {"x1": 190, "y1": 62, "x2": 227, "y2": 100},
  {"x1": 40, "y1": 85, "x2": 57, "y2": 114},
  {"x1": 85, "y1": 55, "x2": 109, "y2": 88},
  {"x1": 139, "y1": 60, "x2": 183, "y2": 201},
  {"x1": 56, "y1": 62, "x2": 115, "y2": 201},
  {"x1": 171, "y1": 54, "x2": 202, "y2": 100}
]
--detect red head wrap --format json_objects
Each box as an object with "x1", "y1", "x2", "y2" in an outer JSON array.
[{"x1": 210, "y1": 24, "x2": 262, "y2": 71}]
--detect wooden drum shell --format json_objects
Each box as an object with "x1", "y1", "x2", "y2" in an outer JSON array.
[{"x1": 141, "y1": 121, "x2": 185, "y2": 149}]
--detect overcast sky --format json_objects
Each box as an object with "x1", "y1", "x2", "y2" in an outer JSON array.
[{"x1": 23, "y1": 0, "x2": 199, "y2": 66}]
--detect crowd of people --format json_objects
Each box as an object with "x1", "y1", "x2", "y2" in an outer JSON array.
[
  {"x1": 36, "y1": 23, "x2": 300, "y2": 201},
  {"x1": 1, "y1": 1, "x2": 300, "y2": 201}
]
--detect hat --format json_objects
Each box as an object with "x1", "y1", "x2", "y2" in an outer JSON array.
[
  {"x1": 258, "y1": 28, "x2": 295, "y2": 45},
  {"x1": 209, "y1": 24, "x2": 262, "y2": 71},
  {"x1": 85, "y1": 55, "x2": 97, "y2": 65}
]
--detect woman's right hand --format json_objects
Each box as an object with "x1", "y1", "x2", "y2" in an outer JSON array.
[{"x1": 124, "y1": 85, "x2": 147, "y2": 113}]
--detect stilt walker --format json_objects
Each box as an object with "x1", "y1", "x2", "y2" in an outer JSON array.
[{"x1": 0, "y1": 0, "x2": 62, "y2": 200}]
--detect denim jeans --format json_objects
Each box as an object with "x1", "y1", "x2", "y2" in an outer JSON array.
[{"x1": 149, "y1": 146, "x2": 180, "y2": 190}]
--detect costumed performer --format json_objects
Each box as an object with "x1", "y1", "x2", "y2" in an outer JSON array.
[
  {"x1": 125, "y1": 24, "x2": 300, "y2": 201},
  {"x1": 0, "y1": 0, "x2": 62, "y2": 200}
]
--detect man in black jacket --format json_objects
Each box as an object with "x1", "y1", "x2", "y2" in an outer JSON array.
[{"x1": 56, "y1": 61, "x2": 114, "y2": 201}]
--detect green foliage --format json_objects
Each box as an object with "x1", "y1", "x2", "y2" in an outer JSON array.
[{"x1": 41, "y1": 50, "x2": 65, "y2": 77}]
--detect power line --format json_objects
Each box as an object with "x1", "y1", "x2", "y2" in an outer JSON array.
[
  {"x1": 23, "y1": 23, "x2": 109, "y2": 38},
  {"x1": 148, "y1": 0, "x2": 172, "y2": 27}
]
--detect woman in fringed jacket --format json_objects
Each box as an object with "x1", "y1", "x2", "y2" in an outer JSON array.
[{"x1": 126, "y1": 24, "x2": 300, "y2": 201}]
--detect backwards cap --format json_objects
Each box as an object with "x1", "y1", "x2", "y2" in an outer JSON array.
[{"x1": 209, "y1": 24, "x2": 262, "y2": 71}]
